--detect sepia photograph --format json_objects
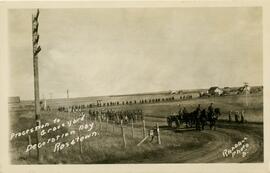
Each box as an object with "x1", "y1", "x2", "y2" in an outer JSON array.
[{"x1": 1, "y1": 2, "x2": 268, "y2": 171}]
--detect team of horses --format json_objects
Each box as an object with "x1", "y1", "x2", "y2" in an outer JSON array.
[{"x1": 167, "y1": 107, "x2": 221, "y2": 130}]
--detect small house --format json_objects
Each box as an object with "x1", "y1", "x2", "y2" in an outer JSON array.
[
  {"x1": 208, "y1": 87, "x2": 223, "y2": 96},
  {"x1": 8, "y1": 96, "x2": 20, "y2": 104}
]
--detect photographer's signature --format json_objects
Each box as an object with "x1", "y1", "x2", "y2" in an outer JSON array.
[{"x1": 222, "y1": 137, "x2": 249, "y2": 158}]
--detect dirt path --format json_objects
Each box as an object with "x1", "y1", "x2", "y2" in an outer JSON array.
[{"x1": 159, "y1": 122, "x2": 263, "y2": 163}]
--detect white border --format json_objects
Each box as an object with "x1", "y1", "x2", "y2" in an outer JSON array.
[{"x1": 0, "y1": 1, "x2": 269, "y2": 173}]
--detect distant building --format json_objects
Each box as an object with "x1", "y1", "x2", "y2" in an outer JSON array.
[
  {"x1": 250, "y1": 86, "x2": 263, "y2": 94},
  {"x1": 170, "y1": 90, "x2": 178, "y2": 94},
  {"x1": 238, "y1": 85, "x2": 251, "y2": 94},
  {"x1": 8, "y1": 96, "x2": 20, "y2": 103},
  {"x1": 199, "y1": 91, "x2": 210, "y2": 97},
  {"x1": 208, "y1": 87, "x2": 223, "y2": 96},
  {"x1": 223, "y1": 87, "x2": 230, "y2": 90},
  {"x1": 223, "y1": 87, "x2": 231, "y2": 95}
]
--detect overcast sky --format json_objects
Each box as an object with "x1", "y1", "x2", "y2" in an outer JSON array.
[{"x1": 8, "y1": 7, "x2": 262, "y2": 100}]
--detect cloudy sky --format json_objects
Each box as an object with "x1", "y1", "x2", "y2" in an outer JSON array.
[{"x1": 8, "y1": 7, "x2": 262, "y2": 100}]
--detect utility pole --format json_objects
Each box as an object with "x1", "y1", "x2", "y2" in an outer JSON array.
[
  {"x1": 67, "y1": 89, "x2": 70, "y2": 110},
  {"x1": 67, "y1": 89, "x2": 69, "y2": 99},
  {"x1": 32, "y1": 9, "x2": 42, "y2": 162}
]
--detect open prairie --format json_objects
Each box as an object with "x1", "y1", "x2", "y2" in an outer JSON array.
[{"x1": 9, "y1": 93, "x2": 263, "y2": 164}]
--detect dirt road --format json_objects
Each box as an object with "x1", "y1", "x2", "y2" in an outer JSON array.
[{"x1": 149, "y1": 122, "x2": 263, "y2": 163}]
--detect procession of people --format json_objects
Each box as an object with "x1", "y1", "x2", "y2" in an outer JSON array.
[{"x1": 88, "y1": 109, "x2": 144, "y2": 124}]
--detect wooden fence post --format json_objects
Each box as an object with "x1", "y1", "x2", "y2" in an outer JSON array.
[
  {"x1": 113, "y1": 120, "x2": 115, "y2": 133},
  {"x1": 156, "y1": 123, "x2": 161, "y2": 145},
  {"x1": 99, "y1": 116, "x2": 102, "y2": 131},
  {"x1": 142, "y1": 120, "x2": 146, "y2": 138},
  {"x1": 121, "y1": 120, "x2": 127, "y2": 148},
  {"x1": 131, "y1": 119, "x2": 134, "y2": 138},
  {"x1": 106, "y1": 118, "x2": 109, "y2": 132}
]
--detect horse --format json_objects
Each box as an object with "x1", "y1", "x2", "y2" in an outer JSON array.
[
  {"x1": 181, "y1": 110, "x2": 197, "y2": 128},
  {"x1": 200, "y1": 109, "x2": 208, "y2": 130},
  {"x1": 207, "y1": 108, "x2": 221, "y2": 130},
  {"x1": 167, "y1": 115, "x2": 180, "y2": 128}
]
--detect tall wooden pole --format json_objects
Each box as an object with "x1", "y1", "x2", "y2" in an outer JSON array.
[
  {"x1": 67, "y1": 89, "x2": 69, "y2": 99},
  {"x1": 32, "y1": 9, "x2": 42, "y2": 162}
]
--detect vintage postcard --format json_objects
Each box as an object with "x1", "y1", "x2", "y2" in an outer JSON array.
[{"x1": 0, "y1": 1, "x2": 269, "y2": 173}]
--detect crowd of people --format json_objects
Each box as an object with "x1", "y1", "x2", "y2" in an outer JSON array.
[
  {"x1": 228, "y1": 110, "x2": 246, "y2": 123},
  {"x1": 57, "y1": 105, "x2": 85, "y2": 112},
  {"x1": 57, "y1": 104, "x2": 144, "y2": 124},
  {"x1": 88, "y1": 109, "x2": 144, "y2": 124}
]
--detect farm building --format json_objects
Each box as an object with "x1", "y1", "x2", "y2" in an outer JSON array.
[
  {"x1": 170, "y1": 90, "x2": 178, "y2": 94},
  {"x1": 222, "y1": 87, "x2": 231, "y2": 95},
  {"x1": 223, "y1": 87, "x2": 231, "y2": 91},
  {"x1": 238, "y1": 85, "x2": 251, "y2": 94},
  {"x1": 208, "y1": 87, "x2": 223, "y2": 96},
  {"x1": 250, "y1": 86, "x2": 263, "y2": 94},
  {"x1": 8, "y1": 96, "x2": 20, "y2": 103}
]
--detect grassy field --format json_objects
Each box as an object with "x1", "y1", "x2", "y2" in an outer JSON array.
[
  {"x1": 10, "y1": 110, "x2": 212, "y2": 164},
  {"x1": 83, "y1": 94, "x2": 263, "y2": 122},
  {"x1": 9, "y1": 93, "x2": 263, "y2": 164}
]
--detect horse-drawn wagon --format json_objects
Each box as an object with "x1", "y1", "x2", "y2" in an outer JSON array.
[{"x1": 167, "y1": 107, "x2": 221, "y2": 130}]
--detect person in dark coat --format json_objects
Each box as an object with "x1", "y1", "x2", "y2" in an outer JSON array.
[
  {"x1": 228, "y1": 111, "x2": 232, "y2": 123},
  {"x1": 195, "y1": 104, "x2": 201, "y2": 130},
  {"x1": 235, "y1": 111, "x2": 239, "y2": 123},
  {"x1": 208, "y1": 103, "x2": 214, "y2": 115}
]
